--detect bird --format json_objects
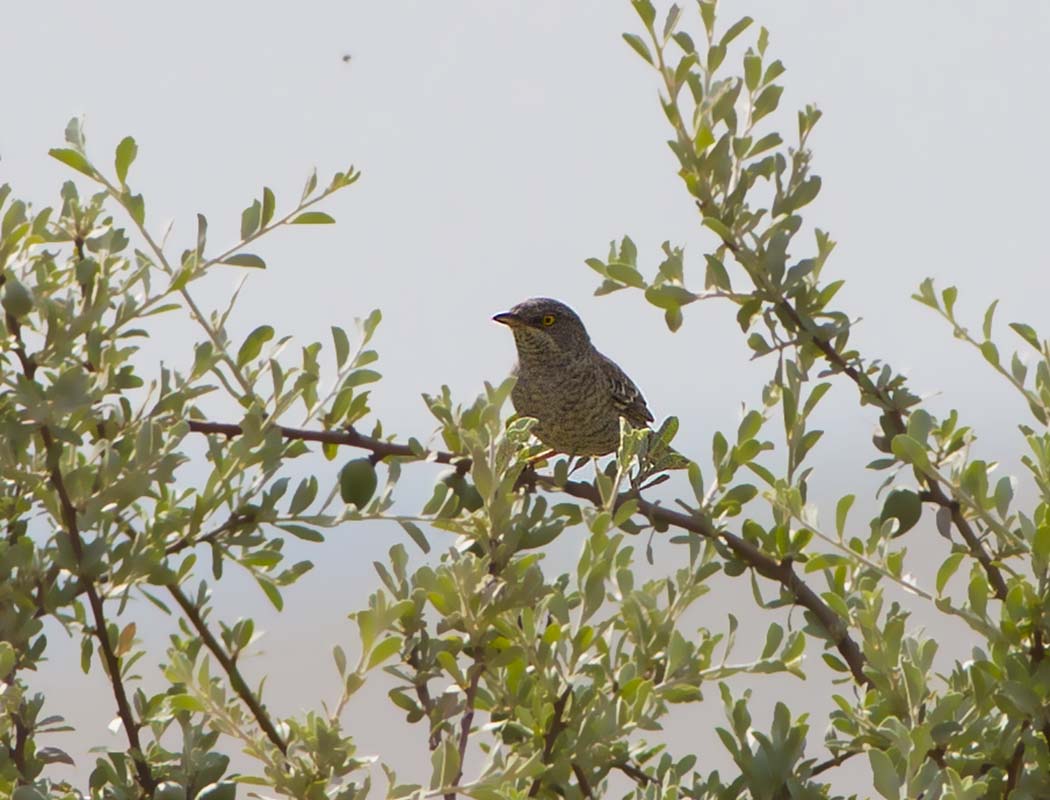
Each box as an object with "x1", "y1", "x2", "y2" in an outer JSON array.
[{"x1": 492, "y1": 297, "x2": 656, "y2": 457}]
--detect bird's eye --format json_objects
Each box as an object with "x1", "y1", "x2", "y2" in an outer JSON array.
[{"x1": 542, "y1": 314, "x2": 556, "y2": 327}]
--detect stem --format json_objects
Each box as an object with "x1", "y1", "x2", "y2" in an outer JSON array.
[
  {"x1": 528, "y1": 686, "x2": 572, "y2": 797},
  {"x1": 186, "y1": 417, "x2": 872, "y2": 688},
  {"x1": 40, "y1": 426, "x2": 156, "y2": 794},
  {"x1": 167, "y1": 583, "x2": 288, "y2": 755}
]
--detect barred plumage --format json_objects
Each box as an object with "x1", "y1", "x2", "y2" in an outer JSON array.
[{"x1": 493, "y1": 297, "x2": 653, "y2": 456}]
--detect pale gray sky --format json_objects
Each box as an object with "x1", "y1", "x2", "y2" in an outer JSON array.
[{"x1": 6, "y1": 1, "x2": 1050, "y2": 796}]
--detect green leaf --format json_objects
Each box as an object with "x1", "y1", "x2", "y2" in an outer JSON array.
[
  {"x1": 645, "y1": 284, "x2": 697, "y2": 309},
  {"x1": 869, "y1": 750, "x2": 900, "y2": 800},
  {"x1": 279, "y1": 524, "x2": 324, "y2": 543},
  {"x1": 606, "y1": 262, "x2": 646, "y2": 288},
  {"x1": 704, "y1": 254, "x2": 731, "y2": 290},
  {"x1": 622, "y1": 33, "x2": 653, "y2": 64},
  {"x1": 879, "y1": 489, "x2": 922, "y2": 536},
  {"x1": 752, "y1": 84, "x2": 783, "y2": 122},
  {"x1": 720, "y1": 15, "x2": 753, "y2": 46},
  {"x1": 936, "y1": 552, "x2": 965, "y2": 595},
  {"x1": 237, "y1": 324, "x2": 275, "y2": 366},
  {"x1": 1009, "y1": 321, "x2": 1040, "y2": 350},
  {"x1": 332, "y1": 325, "x2": 351, "y2": 367},
  {"x1": 289, "y1": 476, "x2": 319, "y2": 515},
  {"x1": 261, "y1": 186, "x2": 276, "y2": 227},
  {"x1": 430, "y1": 739, "x2": 461, "y2": 792},
  {"x1": 367, "y1": 635, "x2": 403, "y2": 670},
  {"x1": 115, "y1": 136, "x2": 138, "y2": 185},
  {"x1": 241, "y1": 199, "x2": 261, "y2": 239},
  {"x1": 124, "y1": 192, "x2": 146, "y2": 225},
  {"x1": 1034, "y1": 525, "x2": 1050, "y2": 562},
  {"x1": 835, "y1": 494, "x2": 854, "y2": 538},
  {"x1": 398, "y1": 520, "x2": 430, "y2": 553},
  {"x1": 665, "y1": 306, "x2": 683, "y2": 332},
  {"x1": 196, "y1": 783, "x2": 236, "y2": 800},
  {"x1": 257, "y1": 578, "x2": 283, "y2": 610},
  {"x1": 345, "y1": 369, "x2": 382, "y2": 387},
  {"x1": 982, "y1": 299, "x2": 998, "y2": 340},
  {"x1": 744, "y1": 53, "x2": 761, "y2": 92},
  {"x1": 702, "y1": 216, "x2": 734, "y2": 244},
  {"x1": 890, "y1": 435, "x2": 930, "y2": 471},
  {"x1": 221, "y1": 253, "x2": 266, "y2": 269},
  {"x1": 290, "y1": 211, "x2": 336, "y2": 224},
  {"x1": 48, "y1": 148, "x2": 95, "y2": 177}
]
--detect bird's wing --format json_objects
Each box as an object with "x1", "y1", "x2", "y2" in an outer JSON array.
[{"x1": 598, "y1": 353, "x2": 654, "y2": 427}]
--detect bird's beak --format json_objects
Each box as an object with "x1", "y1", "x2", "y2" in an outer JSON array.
[{"x1": 492, "y1": 312, "x2": 524, "y2": 327}]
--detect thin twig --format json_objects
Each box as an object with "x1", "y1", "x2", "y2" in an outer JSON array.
[
  {"x1": 572, "y1": 763, "x2": 595, "y2": 799},
  {"x1": 528, "y1": 687, "x2": 572, "y2": 797},
  {"x1": 39, "y1": 426, "x2": 156, "y2": 794},
  {"x1": 810, "y1": 749, "x2": 859, "y2": 776},
  {"x1": 406, "y1": 646, "x2": 441, "y2": 752},
  {"x1": 187, "y1": 418, "x2": 872, "y2": 687},
  {"x1": 615, "y1": 761, "x2": 652, "y2": 786},
  {"x1": 167, "y1": 583, "x2": 288, "y2": 755},
  {"x1": 449, "y1": 660, "x2": 483, "y2": 798}
]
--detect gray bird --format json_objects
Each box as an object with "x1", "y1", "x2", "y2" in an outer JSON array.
[{"x1": 493, "y1": 297, "x2": 653, "y2": 457}]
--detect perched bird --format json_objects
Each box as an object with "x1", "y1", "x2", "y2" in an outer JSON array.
[{"x1": 493, "y1": 297, "x2": 654, "y2": 457}]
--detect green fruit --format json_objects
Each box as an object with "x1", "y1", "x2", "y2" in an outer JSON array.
[
  {"x1": 439, "y1": 469, "x2": 484, "y2": 512},
  {"x1": 340, "y1": 458, "x2": 378, "y2": 508},
  {"x1": 2, "y1": 276, "x2": 33, "y2": 319},
  {"x1": 152, "y1": 783, "x2": 187, "y2": 800}
]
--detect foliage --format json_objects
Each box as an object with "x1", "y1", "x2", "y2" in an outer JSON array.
[{"x1": 2, "y1": 1, "x2": 1049, "y2": 799}]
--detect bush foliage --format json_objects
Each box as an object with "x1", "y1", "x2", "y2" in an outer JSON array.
[{"x1": 2, "y1": 2, "x2": 1048, "y2": 798}]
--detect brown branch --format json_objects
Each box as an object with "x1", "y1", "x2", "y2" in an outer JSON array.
[
  {"x1": 810, "y1": 748, "x2": 860, "y2": 776},
  {"x1": 406, "y1": 646, "x2": 441, "y2": 752},
  {"x1": 774, "y1": 299, "x2": 1009, "y2": 601},
  {"x1": 167, "y1": 583, "x2": 288, "y2": 755},
  {"x1": 528, "y1": 686, "x2": 572, "y2": 797},
  {"x1": 918, "y1": 487, "x2": 1008, "y2": 599},
  {"x1": 188, "y1": 418, "x2": 871, "y2": 687},
  {"x1": 572, "y1": 763, "x2": 595, "y2": 799},
  {"x1": 6, "y1": 664, "x2": 29, "y2": 785},
  {"x1": 448, "y1": 659, "x2": 483, "y2": 800},
  {"x1": 615, "y1": 761, "x2": 652, "y2": 786},
  {"x1": 187, "y1": 419, "x2": 459, "y2": 465},
  {"x1": 39, "y1": 426, "x2": 156, "y2": 794},
  {"x1": 1004, "y1": 727, "x2": 1027, "y2": 796}
]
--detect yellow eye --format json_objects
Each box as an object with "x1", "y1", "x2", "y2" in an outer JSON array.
[{"x1": 542, "y1": 314, "x2": 556, "y2": 327}]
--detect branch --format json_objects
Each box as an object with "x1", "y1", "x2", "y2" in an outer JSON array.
[
  {"x1": 809, "y1": 748, "x2": 860, "y2": 776},
  {"x1": 775, "y1": 299, "x2": 1009, "y2": 601},
  {"x1": 571, "y1": 763, "x2": 595, "y2": 799},
  {"x1": 167, "y1": 583, "x2": 288, "y2": 756},
  {"x1": 187, "y1": 418, "x2": 871, "y2": 687},
  {"x1": 528, "y1": 686, "x2": 572, "y2": 797},
  {"x1": 406, "y1": 646, "x2": 441, "y2": 752},
  {"x1": 187, "y1": 419, "x2": 458, "y2": 465},
  {"x1": 917, "y1": 487, "x2": 1008, "y2": 599},
  {"x1": 449, "y1": 660, "x2": 483, "y2": 799},
  {"x1": 614, "y1": 761, "x2": 652, "y2": 786},
  {"x1": 39, "y1": 426, "x2": 156, "y2": 794}
]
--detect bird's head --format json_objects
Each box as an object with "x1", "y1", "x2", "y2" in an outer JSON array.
[{"x1": 493, "y1": 297, "x2": 592, "y2": 359}]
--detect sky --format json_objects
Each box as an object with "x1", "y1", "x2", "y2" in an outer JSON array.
[{"x1": 5, "y1": 1, "x2": 1050, "y2": 796}]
